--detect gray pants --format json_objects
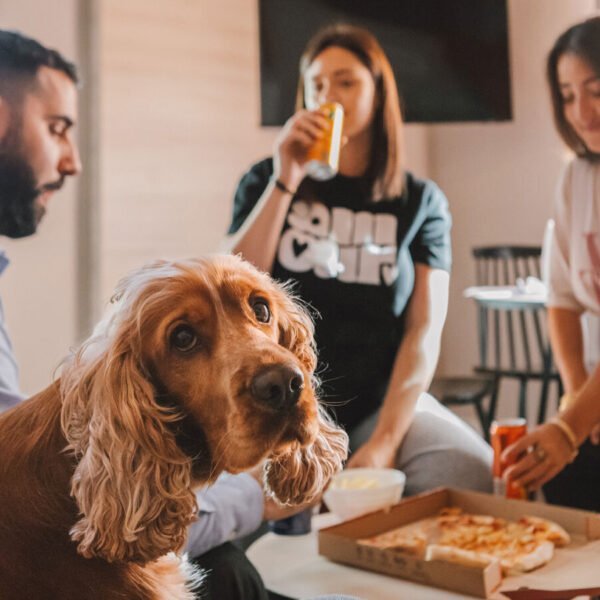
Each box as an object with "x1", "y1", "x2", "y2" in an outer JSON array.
[{"x1": 349, "y1": 393, "x2": 493, "y2": 496}]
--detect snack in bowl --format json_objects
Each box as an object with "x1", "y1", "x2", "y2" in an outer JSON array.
[
  {"x1": 359, "y1": 507, "x2": 570, "y2": 575},
  {"x1": 323, "y1": 468, "x2": 406, "y2": 520}
]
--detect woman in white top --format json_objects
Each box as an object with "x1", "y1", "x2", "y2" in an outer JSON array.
[{"x1": 504, "y1": 16, "x2": 600, "y2": 510}]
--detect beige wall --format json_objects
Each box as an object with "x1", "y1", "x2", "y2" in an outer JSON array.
[
  {"x1": 432, "y1": 0, "x2": 596, "y2": 420},
  {"x1": 99, "y1": 0, "x2": 275, "y2": 301},
  {"x1": 0, "y1": 0, "x2": 80, "y2": 396}
]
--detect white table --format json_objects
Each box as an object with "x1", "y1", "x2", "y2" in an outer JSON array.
[
  {"x1": 248, "y1": 514, "x2": 472, "y2": 599},
  {"x1": 463, "y1": 285, "x2": 547, "y2": 310},
  {"x1": 247, "y1": 514, "x2": 600, "y2": 600}
]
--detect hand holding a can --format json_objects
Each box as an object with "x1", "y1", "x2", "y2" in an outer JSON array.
[
  {"x1": 274, "y1": 103, "x2": 345, "y2": 185},
  {"x1": 501, "y1": 422, "x2": 577, "y2": 491},
  {"x1": 273, "y1": 108, "x2": 332, "y2": 190}
]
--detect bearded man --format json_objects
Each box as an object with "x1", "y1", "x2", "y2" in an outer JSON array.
[{"x1": 0, "y1": 30, "x2": 81, "y2": 411}]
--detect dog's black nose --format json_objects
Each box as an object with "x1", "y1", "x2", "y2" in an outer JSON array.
[{"x1": 251, "y1": 365, "x2": 304, "y2": 409}]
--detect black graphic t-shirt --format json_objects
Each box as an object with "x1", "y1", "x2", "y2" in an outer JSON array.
[{"x1": 229, "y1": 158, "x2": 452, "y2": 430}]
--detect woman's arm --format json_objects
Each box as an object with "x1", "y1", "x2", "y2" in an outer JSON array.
[
  {"x1": 548, "y1": 306, "x2": 587, "y2": 393},
  {"x1": 503, "y1": 362, "x2": 600, "y2": 490},
  {"x1": 224, "y1": 179, "x2": 297, "y2": 272},
  {"x1": 561, "y1": 363, "x2": 600, "y2": 444},
  {"x1": 347, "y1": 263, "x2": 449, "y2": 468},
  {"x1": 502, "y1": 308, "x2": 598, "y2": 490},
  {"x1": 223, "y1": 109, "x2": 328, "y2": 272}
]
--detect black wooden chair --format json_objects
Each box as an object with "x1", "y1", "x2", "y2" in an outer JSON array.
[
  {"x1": 472, "y1": 246, "x2": 563, "y2": 426},
  {"x1": 432, "y1": 246, "x2": 562, "y2": 439}
]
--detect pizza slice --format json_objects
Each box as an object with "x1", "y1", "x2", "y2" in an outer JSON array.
[
  {"x1": 517, "y1": 515, "x2": 570, "y2": 547},
  {"x1": 358, "y1": 508, "x2": 570, "y2": 575},
  {"x1": 426, "y1": 539, "x2": 555, "y2": 575}
]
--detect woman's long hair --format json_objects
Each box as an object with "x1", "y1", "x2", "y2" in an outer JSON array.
[
  {"x1": 296, "y1": 24, "x2": 405, "y2": 200},
  {"x1": 547, "y1": 16, "x2": 600, "y2": 160}
]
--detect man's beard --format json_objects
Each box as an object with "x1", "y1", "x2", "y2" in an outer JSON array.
[{"x1": 0, "y1": 150, "x2": 42, "y2": 239}]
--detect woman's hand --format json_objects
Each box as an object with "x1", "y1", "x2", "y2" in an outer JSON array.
[
  {"x1": 346, "y1": 434, "x2": 397, "y2": 469},
  {"x1": 501, "y1": 423, "x2": 574, "y2": 490},
  {"x1": 273, "y1": 109, "x2": 329, "y2": 187}
]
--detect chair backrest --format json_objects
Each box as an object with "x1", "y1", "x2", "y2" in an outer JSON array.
[
  {"x1": 473, "y1": 245, "x2": 541, "y2": 286},
  {"x1": 471, "y1": 246, "x2": 550, "y2": 376}
]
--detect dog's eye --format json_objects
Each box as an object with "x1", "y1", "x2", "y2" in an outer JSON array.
[
  {"x1": 170, "y1": 325, "x2": 198, "y2": 352},
  {"x1": 251, "y1": 298, "x2": 271, "y2": 323}
]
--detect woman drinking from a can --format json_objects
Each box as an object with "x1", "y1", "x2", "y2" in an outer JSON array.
[{"x1": 226, "y1": 23, "x2": 492, "y2": 496}]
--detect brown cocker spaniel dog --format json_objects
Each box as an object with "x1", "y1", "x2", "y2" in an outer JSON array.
[{"x1": 0, "y1": 255, "x2": 348, "y2": 599}]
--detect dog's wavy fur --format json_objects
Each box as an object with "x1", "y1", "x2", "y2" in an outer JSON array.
[{"x1": 0, "y1": 255, "x2": 348, "y2": 599}]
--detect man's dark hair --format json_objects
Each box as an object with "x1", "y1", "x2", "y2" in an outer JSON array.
[{"x1": 0, "y1": 30, "x2": 78, "y2": 101}]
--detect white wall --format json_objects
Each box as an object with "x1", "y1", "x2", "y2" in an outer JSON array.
[
  {"x1": 432, "y1": 0, "x2": 596, "y2": 420},
  {"x1": 0, "y1": 0, "x2": 80, "y2": 396}
]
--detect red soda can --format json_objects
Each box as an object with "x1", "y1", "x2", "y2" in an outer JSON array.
[{"x1": 490, "y1": 418, "x2": 528, "y2": 499}]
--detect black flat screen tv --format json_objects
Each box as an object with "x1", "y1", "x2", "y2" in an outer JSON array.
[{"x1": 259, "y1": 0, "x2": 512, "y2": 125}]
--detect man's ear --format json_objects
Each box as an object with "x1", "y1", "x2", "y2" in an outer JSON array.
[{"x1": 0, "y1": 98, "x2": 10, "y2": 140}]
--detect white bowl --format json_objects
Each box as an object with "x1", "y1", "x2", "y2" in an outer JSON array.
[{"x1": 323, "y1": 468, "x2": 406, "y2": 521}]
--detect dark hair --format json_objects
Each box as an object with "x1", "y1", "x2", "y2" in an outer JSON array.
[
  {"x1": 296, "y1": 24, "x2": 404, "y2": 201},
  {"x1": 547, "y1": 16, "x2": 600, "y2": 160},
  {"x1": 0, "y1": 29, "x2": 78, "y2": 102}
]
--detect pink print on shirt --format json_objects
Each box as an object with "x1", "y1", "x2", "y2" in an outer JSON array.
[{"x1": 582, "y1": 232, "x2": 600, "y2": 304}]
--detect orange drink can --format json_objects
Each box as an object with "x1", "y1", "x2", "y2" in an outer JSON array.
[
  {"x1": 490, "y1": 418, "x2": 528, "y2": 499},
  {"x1": 305, "y1": 102, "x2": 344, "y2": 181}
]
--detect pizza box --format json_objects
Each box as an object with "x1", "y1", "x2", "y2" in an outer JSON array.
[{"x1": 318, "y1": 487, "x2": 600, "y2": 599}]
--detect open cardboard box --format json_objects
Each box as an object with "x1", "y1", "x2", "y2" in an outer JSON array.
[{"x1": 318, "y1": 487, "x2": 600, "y2": 598}]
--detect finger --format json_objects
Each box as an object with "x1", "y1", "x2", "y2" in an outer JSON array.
[
  {"x1": 502, "y1": 435, "x2": 533, "y2": 465},
  {"x1": 536, "y1": 466, "x2": 563, "y2": 489},
  {"x1": 287, "y1": 128, "x2": 319, "y2": 149},
  {"x1": 523, "y1": 463, "x2": 561, "y2": 490},
  {"x1": 345, "y1": 454, "x2": 359, "y2": 469},
  {"x1": 512, "y1": 459, "x2": 552, "y2": 489},
  {"x1": 293, "y1": 111, "x2": 329, "y2": 134},
  {"x1": 293, "y1": 119, "x2": 325, "y2": 141},
  {"x1": 304, "y1": 110, "x2": 330, "y2": 126},
  {"x1": 503, "y1": 449, "x2": 540, "y2": 482}
]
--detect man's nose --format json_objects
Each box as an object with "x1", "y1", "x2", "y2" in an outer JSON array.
[{"x1": 59, "y1": 138, "x2": 82, "y2": 176}]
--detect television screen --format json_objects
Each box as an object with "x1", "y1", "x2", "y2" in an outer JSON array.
[{"x1": 259, "y1": 0, "x2": 512, "y2": 125}]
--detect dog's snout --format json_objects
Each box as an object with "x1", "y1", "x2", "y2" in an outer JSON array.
[{"x1": 251, "y1": 365, "x2": 304, "y2": 409}]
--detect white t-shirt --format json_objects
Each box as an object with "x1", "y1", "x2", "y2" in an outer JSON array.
[{"x1": 547, "y1": 157, "x2": 600, "y2": 369}]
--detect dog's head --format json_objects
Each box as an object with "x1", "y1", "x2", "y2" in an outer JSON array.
[{"x1": 60, "y1": 255, "x2": 347, "y2": 563}]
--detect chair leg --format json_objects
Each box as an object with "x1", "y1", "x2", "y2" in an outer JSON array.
[
  {"x1": 485, "y1": 377, "x2": 501, "y2": 431},
  {"x1": 537, "y1": 375, "x2": 550, "y2": 424},
  {"x1": 474, "y1": 400, "x2": 489, "y2": 441},
  {"x1": 558, "y1": 378, "x2": 564, "y2": 408},
  {"x1": 518, "y1": 379, "x2": 527, "y2": 420}
]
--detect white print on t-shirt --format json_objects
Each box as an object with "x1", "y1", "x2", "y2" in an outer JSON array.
[
  {"x1": 277, "y1": 200, "x2": 399, "y2": 286},
  {"x1": 581, "y1": 232, "x2": 600, "y2": 304}
]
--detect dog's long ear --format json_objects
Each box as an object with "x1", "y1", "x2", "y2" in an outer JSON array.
[
  {"x1": 60, "y1": 321, "x2": 197, "y2": 563},
  {"x1": 265, "y1": 404, "x2": 348, "y2": 505},
  {"x1": 270, "y1": 283, "x2": 348, "y2": 504}
]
